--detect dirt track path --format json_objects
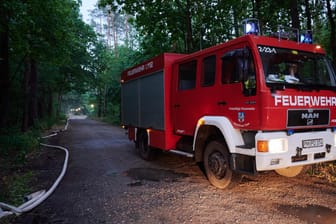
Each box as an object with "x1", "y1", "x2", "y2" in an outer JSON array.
[{"x1": 14, "y1": 118, "x2": 336, "y2": 224}]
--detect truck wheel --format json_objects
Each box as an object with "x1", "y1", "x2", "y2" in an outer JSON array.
[
  {"x1": 275, "y1": 166, "x2": 304, "y2": 177},
  {"x1": 204, "y1": 140, "x2": 233, "y2": 189},
  {"x1": 138, "y1": 131, "x2": 156, "y2": 161}
]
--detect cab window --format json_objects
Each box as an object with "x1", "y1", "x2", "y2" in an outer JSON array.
[
  {"x1": 178, "y1": 60, "x2": 197, "y2": 90},
  {"x1": 221, "y1": 48, "x2": 256, "y2": 95},
  {"x1": 201, "y1": 55, "x2": 216, "y2": 87}
]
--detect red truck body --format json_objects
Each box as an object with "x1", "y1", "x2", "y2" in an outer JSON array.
[{"x1": 121, "y1": 33, "x2": 336, "y2": 188}]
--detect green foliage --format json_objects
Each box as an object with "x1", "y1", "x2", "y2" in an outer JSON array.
[
  {"x1": 98, "y1": 0, "x2": 335, "y2": 61},
  {"x1": 0, "y1": 130, "x2": 40, "y2": 166},
  {"x1": 0, "y1": 172, "x2": 34, "y2": 206},
  {"x1": 35, "y1": 115, "x2": 67, "y2": 131},
  {"x1": 82, "y1": 40, "x2": 139, "y2": 120},
  {"x1": 0, "y1": 0, "x2": 97, "y2": 130}
]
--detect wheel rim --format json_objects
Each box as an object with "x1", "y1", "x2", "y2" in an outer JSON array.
[
  {"x1": 275, "y1": 166, "x2": 304, "y2": 177},
  {"x1": 208, "y1": 151, "x2": 227, "y2": 179}
]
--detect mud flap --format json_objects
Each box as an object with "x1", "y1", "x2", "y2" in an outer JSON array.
[{"x1": 230, "y1": 153, "x2": 257, "y2": 175}]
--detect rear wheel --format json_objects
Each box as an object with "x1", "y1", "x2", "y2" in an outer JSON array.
[
  {"x1": 204, "y1": 140, "x2": 233, "y2": 189},
  {"x1": 275, "y1": 166, "x2": 304, "y2": 177},
  {"x1": 137, "y1": 130, "x2": 156, "y2": 161}
]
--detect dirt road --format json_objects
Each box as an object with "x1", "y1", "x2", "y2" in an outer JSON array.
[{"x1": 13, "y1": 118, "x2": 336, "y2": 224}]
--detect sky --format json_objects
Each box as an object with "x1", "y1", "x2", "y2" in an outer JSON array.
[{"x1": 80, "y1": 0, "x2": 98, "y2": 23}]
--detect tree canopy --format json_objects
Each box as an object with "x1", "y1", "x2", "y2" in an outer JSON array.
[
  {"x1": 0, "y1": 0, "x2": 97, "y2": 131},
  {"x1": 99, "y1": 0, "x2": 336, "y2": 63},
  {"x1": 1, "y1": 0, "x2": 336, "y2": 133}
]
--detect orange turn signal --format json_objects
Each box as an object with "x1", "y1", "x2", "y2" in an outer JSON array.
[
  {"x1": 257, "y1": 140, "x2": 269, "y2": 152},
  {"x1": 197, "y1": 119, "x2": 205, "y2": 126}
]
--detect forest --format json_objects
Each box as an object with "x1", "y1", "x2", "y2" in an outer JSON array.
[{"x1": 0, "y1": 0, "x2": 336, "y2": 174}]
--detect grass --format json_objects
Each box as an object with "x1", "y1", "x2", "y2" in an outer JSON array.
[
  {"x1": 0, "y1": 115, "x2": 67, "y2": 210},
  {"x1": 0, "y1": 171, "x2": 34, "y2": 206},
  {"x1": 0, "y1": 130, "x2": 38, "y2": 208},
  {"x1": 0, "y1": 130, "x2": 40, "y2": 168},
  {"x1": 0, "y1": 172, "x2": 34, "y2": 224}
]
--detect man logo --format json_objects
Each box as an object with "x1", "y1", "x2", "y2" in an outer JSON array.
[
  {"x1": 301, "y1": 113, "x2": 319, "y2": 119},
  {"x1": 302, "y1": 112, "x2": 319, "y2": 126},
  {"x1": 287, "y1": 109, "x2": 329, "y2": 128}
]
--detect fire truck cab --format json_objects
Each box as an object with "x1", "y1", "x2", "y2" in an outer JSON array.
[{"x1": 121, "y1": 20, "x2": 336, "y2": 189}]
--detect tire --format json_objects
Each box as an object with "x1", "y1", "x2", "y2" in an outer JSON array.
[
  {"x1": 275, "y1": 166, "x2": 304, "y2": 177},
  {"x1": 204, "y1": 140, "x2": 233, "y2": 189},
  {"x1": 137, "y1": 130, "x2": 156, "y2": 161}
]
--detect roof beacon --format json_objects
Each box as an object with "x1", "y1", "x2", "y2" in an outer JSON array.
[
  {"x1": 242, "y1": 18, "x2": 260, "y2": 35},
  {"x1": 300, "y1": 30, "x2": 313, "y2": 44}
]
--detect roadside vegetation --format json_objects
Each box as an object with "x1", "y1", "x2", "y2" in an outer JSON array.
[
  {"x1": 0, "y1": 115, "x2": 67, "y2": 207},
  {"x1": 310, "y1": 162, "x2": 336, "y2": 184}
]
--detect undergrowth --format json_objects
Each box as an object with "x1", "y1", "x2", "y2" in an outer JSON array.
[
  {"x1": 0, "y1": 172, "x2": 34, "y2": 206},
  {"x1": 308, "y1": 162, "x2": 336, "y2": 184},
  {"x1": 0, "y1": 115, "x2": 66, "y2": 208},
  {"x1": 0, "y1": 129, "x2": 40, "y2": 167}
]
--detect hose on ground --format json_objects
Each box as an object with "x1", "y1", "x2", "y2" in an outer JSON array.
[{"x1": 0, "y1": 120, "x2": 70, "y2": 219}]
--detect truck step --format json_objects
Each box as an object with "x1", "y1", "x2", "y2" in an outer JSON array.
[
  {"x1": 236, "y1": 144, "x2": 254, "y2": 149},
  {"x1": 169, "y1": 149, "x2": 194, "y2": 158}
]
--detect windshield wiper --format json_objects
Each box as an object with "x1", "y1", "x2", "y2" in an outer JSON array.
[
  {"x1": 267, "y1": 82, "x2": 336, "y2": 92},
  {"x1": 304, "y1": 84, "x2": 336, "y2": 91}
]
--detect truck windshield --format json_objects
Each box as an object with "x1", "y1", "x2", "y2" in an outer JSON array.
[{"x1": 258, "y1": 45, "x2": 336, "y2": 89}]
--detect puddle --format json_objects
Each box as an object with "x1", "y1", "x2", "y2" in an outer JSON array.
[
  {"x1": 125, "y1": 167, "x2": 189, "y2": 183},
  {"x1": 278, "y1": 204, "x2": 336, "y2": 224}
]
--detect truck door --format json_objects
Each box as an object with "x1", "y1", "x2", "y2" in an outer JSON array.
[
  {"x1": 220, "y1": 47, "x2": 259, "y2": 130},
  {"x1": 172, "y1": 60, "x2": 199, "y2": 135}
]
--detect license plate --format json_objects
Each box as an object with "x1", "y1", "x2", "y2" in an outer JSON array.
[{"x1": 302, "y1": 138, "x2": 323, "y2": 148}]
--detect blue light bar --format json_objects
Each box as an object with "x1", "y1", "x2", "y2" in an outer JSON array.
[
  {"x1": 300, "y1": 30, "x2": 313, "y2": 44},
  {"x1": 242, "y1": 18, "x2": 260, "y2": 35}
]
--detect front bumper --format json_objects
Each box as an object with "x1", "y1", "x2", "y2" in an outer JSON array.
[{"x1": 255, "y1": 129, "x2": 336, "y2": 171}]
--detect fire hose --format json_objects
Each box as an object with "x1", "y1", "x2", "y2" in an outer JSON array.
[{"x1": 0, "y1": 119, "x2": 70, "y2": 219}]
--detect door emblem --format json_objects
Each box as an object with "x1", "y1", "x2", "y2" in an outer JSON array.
[{"x1": 238, "y1": 112, "x2": 245, "y2": 122}]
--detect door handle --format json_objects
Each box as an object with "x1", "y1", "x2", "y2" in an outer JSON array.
[
  {"x1": 217, "y1": 101, "x2": 227, "y2": 106},
  {"x1": 174, "y1": 104, "x2": 181, "y2": 108}
]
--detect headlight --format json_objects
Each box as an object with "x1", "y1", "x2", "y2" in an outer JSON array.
[
  {"x1": 257, "y1": 139, "x2": 287, "y2": 153},
  {"x1": 268, "y1": 139, "x2": 287, "y2": 153}
]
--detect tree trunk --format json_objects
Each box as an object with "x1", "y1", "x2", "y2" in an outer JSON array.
[
  {"x1": 112, "y1": 13, "x2": 118, "y2": 57},
  {"x1": 326, "y1": 0, "x2": 336, "y2": 66},
  {"x1": 29, "y1": 59, "x2": 38, "y2": 126},
  {"x1": 47, "y1": 87, "x2": 53, "y2": 117},
  {"x1": 304, "y1": 0, "x2": 312, "y2": 30},
  {"x1": 255, "y1": 0, "x2": 263, "y2": 35},
  {"x1": 251, "y1": 0, "x2": 256, "y2": 18},
  {"x1": 21, "y1": 57, "x2": 38, "y2": 131},
  {"x1": 185, "y1": 0, "x2": 193, "y2": 53},
  {"x1": 0, "y1": 7, "x2": 10, "y2": 129},
  {"x1": 97, "y1": 89, "x2": 102, "y2": 117},
  {"x1": 22, "y1": 58, "x2": 31, "y2": 132},
  {"x1": 125, "y1": 15, "x2": 129, "y2": 48},
  {"x1": 56, "y1": 92, "x2": 63, "y2": 118},
  {"x1": 104, "y1": 85, "x2": 108, "y2": 117},
  {"x1": 232, "y1": 6, "x2": 239, "y2": 38},
  {"x1": 290, "y1": 0, "x2": 300, "y2": 29}
]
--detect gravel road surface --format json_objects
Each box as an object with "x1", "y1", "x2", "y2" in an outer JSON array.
[{"x1": 12, "y1": 117, "x2": 336, "y2": 224}]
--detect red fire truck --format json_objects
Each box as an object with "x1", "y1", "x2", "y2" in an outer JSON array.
[{"x1": 121, "y1": 19, "x2": 336, "y2": 188}]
